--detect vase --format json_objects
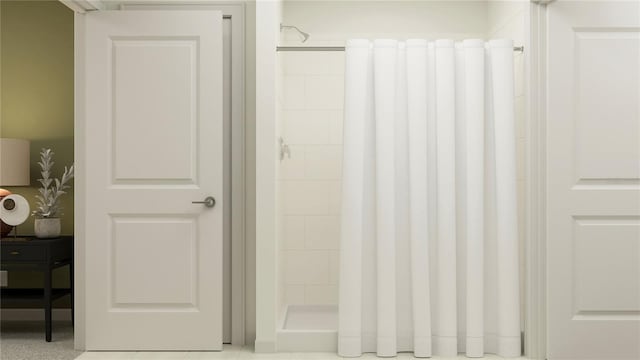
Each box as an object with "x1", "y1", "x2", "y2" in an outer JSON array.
[{"x1": 34, "y1": 218, "x2": 61, "y2": 239}]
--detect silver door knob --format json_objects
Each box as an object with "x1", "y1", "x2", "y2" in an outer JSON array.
[{"x1": 192, "y1": 196, "x2": 216, "y2": 208}]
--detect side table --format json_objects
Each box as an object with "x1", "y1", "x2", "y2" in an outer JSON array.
[{"x1": 1, "y1": 236, "x2": 74, "y2": 342}]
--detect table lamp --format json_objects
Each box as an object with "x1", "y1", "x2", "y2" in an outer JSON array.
[{"x1": 0, "y1": 138, "x2": 31, "y2": 238}]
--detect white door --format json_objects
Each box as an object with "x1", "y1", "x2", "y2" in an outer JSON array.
[
  {"x1": 83, "y1": 11, "x2": 224, "y2": 350},
  {"x1": 547, "y1": 1, "x2": 640, "y2": 359}
]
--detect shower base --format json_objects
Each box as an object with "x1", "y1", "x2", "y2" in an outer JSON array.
[{"x1": 277, "y1": 305, "x2": 338, "y2": 352}]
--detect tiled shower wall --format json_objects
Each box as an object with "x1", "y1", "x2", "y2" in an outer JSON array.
[
  {"x1": 277, "y1": 1, "x2": 528, "y2": 308},
  {"x1": 278, "y1": 52, "x2": 345, "y2": 305}
]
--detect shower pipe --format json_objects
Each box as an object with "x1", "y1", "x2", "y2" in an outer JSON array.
[{"x1": 276, "y1": 45, "x2": 525, "y2": 52}]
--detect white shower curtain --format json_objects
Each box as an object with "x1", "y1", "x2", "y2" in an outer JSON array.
[{"x1": 338, "y1": 39, "x2": 520, "y2": 358}]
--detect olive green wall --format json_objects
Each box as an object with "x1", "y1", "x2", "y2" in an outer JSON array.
[{"x1": 1, "y1": 0, "x2": 74, "y2": 302}]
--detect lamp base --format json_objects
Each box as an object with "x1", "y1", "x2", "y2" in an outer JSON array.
[
  {"x1": 0, "y1": 189, "x2": 14, "y2": 237},
  {"x1": 0, "y1": 222, "x2": 12, "y2": 238}
]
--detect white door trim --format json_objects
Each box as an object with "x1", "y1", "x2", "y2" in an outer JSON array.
[
  {"x1": 254, "y1": 1, "x2": 278, "y2": 352},
  {"x1": 60, "y1": 0, "x2": 104, "y2": 13},
  {"x1": 74, "y1": 11, "x2": 87, "y2": 350},
  {"x1": 526, "y1": 1, "x2": 548, "y2": 359},
  {"x1": 73, "y1": 3, "x2": 246, "y2": 349}
]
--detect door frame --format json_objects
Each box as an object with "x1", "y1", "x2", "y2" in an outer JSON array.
[
  {"x1": 72, "y1": 2, "x2": 246, "y2": 349},
  {"x1": 252, "y1": 1, "x2": 551, "y2": 356},
  {"x1": 527, "y1": 0, "x2": 557, "y2": 359}
]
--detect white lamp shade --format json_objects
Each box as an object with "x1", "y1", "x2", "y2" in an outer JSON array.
[{"x1": 0, "y1": 138, "x2": 30, "y2": 186}]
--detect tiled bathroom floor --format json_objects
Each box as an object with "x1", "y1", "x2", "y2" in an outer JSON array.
[{"x1": 76, "y1": 346, "x2": 525, "y2": 359}]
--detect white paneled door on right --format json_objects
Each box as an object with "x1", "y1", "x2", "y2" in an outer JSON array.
[
  {"x1": 547, "y1": 1, "x2": 640, "y2": 359},
  {"x1": 83, "y1": 11, "x2": 224, "y2": 350}
]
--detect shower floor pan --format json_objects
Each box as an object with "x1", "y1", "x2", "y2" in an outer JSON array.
[{"x1": 277, "y1": 305, "x2": 338, "y2": 352}]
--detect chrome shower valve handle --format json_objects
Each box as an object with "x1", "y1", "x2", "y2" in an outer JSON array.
[{"x1": 279, "y1": 137, "x2": 291, "y2": 160}]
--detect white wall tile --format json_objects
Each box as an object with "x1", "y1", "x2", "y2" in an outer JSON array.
[
  {"x1": 517, "y1": 180, "x2": 526, "y2": 243},
  {"x1": 515, "y1": 96, "x2": 526, "y2": 140},
  {"x1": 283, "y1": 76, "x2": 306, "y2": 110},
  {"x1": 279, "y1": 54, "x2": 345, "y2": 309},
  {"x1": 514, "y1": 53, "x2": 525, "y2": 98},
  {"x1": 305, "y1": 76, "x2": 344, "y2": 109},
  {"x1": 284, "y1": 251, "x2": 307, "y2": 285},
  {"x1": 517, "y1": 137, "x2": 526, "y2": 180},
  {"x1": 329, "y1": 251, "x2": 339, "y2": 285},
  {"x1": 327, "y1": 180, "x2": 342, "y2": 215},
  {"x1": 279, "y1": 145, "x2": 306, "y2": 179},
  {"x1": 305, "y1": 285, "x2": 338, "y2": 305},
  {"x1": 276, "y1": 105, "x2": 284, "y2": 143},
  {"x1": 487, "y1": 2, "x2": 525, "y2": 40},
  {"x1": 283, "y1": 216, "x2": 305, "y2": 250},
  {"x1": 283, "y1": 110, "x2": 330, "y2": 145},
  {"x1": 283, "y1": 2, "x2": 488, "y2": 44},
  {"x1": 282, "y1": 52, "x2": 314, "y2": 75},
  {"x1": 282, "y1": 181, "x2": 330, "y2": 215},
  {"x1": 324, "y1": 53, "x2": 345, "y2": 75},
  {"x1": 276, "y1": 59, "x2": 284, "y2": 108},
  {"x1": 305, "y1": 216, "x2": 340, "y2": 250},
  {"x1": 328, "y1": 110, "x2": 344, "y2": 144},
  {"x1": 284, "y1": 285, "x2": 306, "y2": 305},
  {"x1": 305, "y1": 145, "x2": 343, "y2": 180},
  {"x1": 278, "y1": 145, "x2": 305, "y2": 180},
  {"x1": 282, "y1": 52, "x2": 345, "y2": 76},
  {"x1": 284, "y1": 250, "x2": 330, "y2": 285}
]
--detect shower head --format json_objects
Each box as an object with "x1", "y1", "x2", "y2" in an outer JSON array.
[
  {"x1": 280, "y1": 23, "x2": 310, "y2": 43},
  {"x1": 299, "y1": 31, "x2": 310, "y2": 43}
]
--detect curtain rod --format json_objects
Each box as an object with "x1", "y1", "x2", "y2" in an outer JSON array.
[{"x1": 277, "y1": 46, "x2": 525, "y2": 52}]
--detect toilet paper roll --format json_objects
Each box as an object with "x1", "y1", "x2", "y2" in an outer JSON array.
[{"x1": 0, "y1": 194, "x2": 30, "y2": 226}]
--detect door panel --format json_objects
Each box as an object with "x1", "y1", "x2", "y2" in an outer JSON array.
[
  {"x1": 547, "y1": 2, "x2": 640, "y2": 359},
  {"x1": 84, "y1": 11, "x2": 223, "y2": 350},
  {"x1": 112, "y1": 39, "x2": 198, "y2": 182},
  {"x1": 112, "y1": 217, "x2": 197, "y2": 306},
  {"x1": 574, "y1": 32, "x2": 639, "y2": 181}
]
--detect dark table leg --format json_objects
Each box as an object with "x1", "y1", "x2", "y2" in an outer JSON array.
[
  {"x1": 44, "y1": 266, "x2": 52, "y2": 342},
  {"x1": 70, "y1": 262, "x2": 74, "y2": 327}
]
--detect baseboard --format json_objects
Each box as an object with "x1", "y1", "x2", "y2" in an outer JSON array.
[
  {"x1": 254, "y1": 339, "x2": 277, "y2": 353},
  {"x1": 1, "y1": 308, "x2": 72, "y2": 321}
]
